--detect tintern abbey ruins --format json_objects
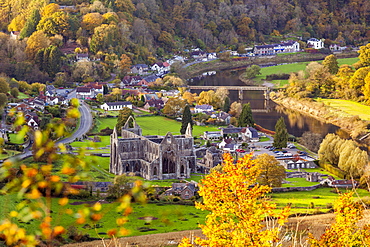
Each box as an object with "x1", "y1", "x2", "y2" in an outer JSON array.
[{"x1": 110, "y1": 116, "x2": 196, "y2": 180}]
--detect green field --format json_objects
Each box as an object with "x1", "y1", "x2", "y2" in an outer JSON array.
[
  {"x1": 1, "y1": 186, "x2": 368, "y2": 239},
  {"x1": 255, "y1": 57, "x2": 359, "y2": 86},
  {"x1": 8, "y1": 133, "x2": 25, "y2": 144},
  {"x1": 95, "y1": 116, "x2": 221, "y2": 137},
  {"x1": 270, "y1": 187, "x2": 369, "y2": 214},
  {"x1": 0, "y1": 194, "x2": 207, "y2": 238},
  {"x1": 319, "y1": 99, "x2": 370, "y2": 121}
]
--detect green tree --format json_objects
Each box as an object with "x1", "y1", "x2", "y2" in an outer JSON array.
[
  {"x1": 180, "y1": 105, "x2": 193, "y2": 135},
  {"x1": 255, "y1": 153, "x2": 286, "y2": 187},
  {"x1": 322, "y1": 54, "x2": 339, "y2": 74},
  {"x1": 116, "y1": 107, "x2": 134, "y2": 131},
  {"x1": 223, "y1": 96, "x2": 230, "y2": 112},
  {"x1": 20, "y1": 9, "x2": 41, "y2": 39},
  {"x1": 10, "y1": 87, "x2": 19, "y2": 98},
  {"x1": 0, "y1": 77, "x2": 10, "y2": 94},
  {"x1": 273, "y1": 117, "x2": 288, "y2": 149},
  {"x1": 244, "y1": 65, "x2": 261, "y2": 79},
  {"x1": 238, "y1": 103, "x2": 254, "y2": 127}
]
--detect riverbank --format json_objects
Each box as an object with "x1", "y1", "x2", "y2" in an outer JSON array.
[
  {"x1": 271, "y1": 94, "x2": 370, "y2": 141},
  {"x1": 185, "y1": 51, "x2": 358, "y2": 79}
]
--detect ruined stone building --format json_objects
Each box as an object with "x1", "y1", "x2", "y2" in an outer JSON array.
[{"x1": 110, "y1": 116, "x2": 196, "y2": 180}]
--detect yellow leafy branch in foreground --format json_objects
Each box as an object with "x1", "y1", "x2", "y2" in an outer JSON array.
[{"x1": 180, "y1": 153, "x2": 290, "y2": 247}]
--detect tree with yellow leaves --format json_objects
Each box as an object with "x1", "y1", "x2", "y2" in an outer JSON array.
[
  {"x1": 309, "y1": 192, "x2": 370, "y2": 247},
  {"x1": 25, "y1": 30, "x2": 50, "y2": 60},
  {"x1": 179, "y1": 153, "x2": 290, "y2": 247}
]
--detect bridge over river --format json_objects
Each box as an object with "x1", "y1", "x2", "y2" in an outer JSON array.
[{"x1": 188, "y1": 85, "x2": 271, "y2": 101}]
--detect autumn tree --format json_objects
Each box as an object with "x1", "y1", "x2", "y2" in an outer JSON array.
[
  {"x1": 358, "y1": 43, "x2": 370, "y2": 67},
  {"x1": 238, "y1": 103, "x2": 254, "y2": 127},
  {"x1": 228, "y1": 101, "x2": 242, "y2": 117},
  {"x1": 349, "y1": 66, "x2": 370, "y2": 92},
  {"x1": 90, "y1": 24, "x2": 121, "y2": 54},
  {"x1": 197, "y1": 90, "x2": 221, "y2": 108},
  {"x1": 25, "y1": 30, "x2": 50, "y2": 60},
  {"x1": 119, "y1": 54, "x2": 132, "y2": 76},
  {"x1": 162, "y1": 75, "x2": 185, "y2": 87},
  {"x1": 116, "y1": 107, "x2": 134, "y2": 131},
  {"x1": 81, "y1": 12, "x2": 103, "y2": 34},
  {"x1": 309, "y1": 192, "x2": 370, "y2": 247},
  {"x1": 255, "y1": 153, "x2": 286, "y2": 187},
  {"x1": 162, "y1": 97, "x2": 186, "y2": 117},
  {"x1": 0, "y1": 77, "x2": 10, "y2": 94},
  {"x1": 215, "y1": 87, "x2": 229, "y2": 102},
  {"x1": 41, "y1": 3, "x2": 60, "y2": 17},
  {"x1": 180, "y1": 105, "x2": 193, "y2": 135},
  {"x1": 0, "y1": 93, "x2": 7, "y2": 108},
  {"x1": 37, "y1": 11, "x2": 70, "y2": 38},
  {"x1": 179, "y1": 153, "x2": 290, "y2": 246},
  {"x1": 273, "y1": 117, "x2": 288, "y2": 149},
  {"x1": 322, "y1": 54, "x2": 339, "y2": 74},
  {"x1": 363, "y1": 72, "x2": 370, "y2": 103},
  {"x1": 182, "y1": 91, "x2": 197, "y2": 105}
]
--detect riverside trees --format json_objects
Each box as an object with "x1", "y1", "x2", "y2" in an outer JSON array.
[
  {"x1": 273, "y1": 117, "x2": 288, "y2": 149},
  {"x1": 319, "y1": 133, "x2": 369, "y2": 185}
]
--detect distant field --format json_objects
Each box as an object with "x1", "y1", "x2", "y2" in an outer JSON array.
[
  {"x1": 255, "y1": 57, "x2": 359, "y2": 86},
  {"x1": 270, "y1": 187, "x2": 369, "y2": 212},
  {"x1": 319, "y1": 99, "x2": 370, "y2": 121}
]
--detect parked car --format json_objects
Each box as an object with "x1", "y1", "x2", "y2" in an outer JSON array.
[
  {"x1": 284, "y1": 152, "x2": 293, "y2": 156},
  {"x1": 276, "y1": 151, "x2": 284, "y2": 156},
  {"x1": 236, "y1": 149, "x2": 245, "y2": 153}
]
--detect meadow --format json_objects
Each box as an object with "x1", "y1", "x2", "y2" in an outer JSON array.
[
  {"x1": 319, "y1": 99, "x2": 370, "y2": 121},
  {"x1": 94, "y1": 115, "x2": 221, "y2": 137},
  {"x1": 254, "y1": 57, "x2": 359, "y2": 86}
]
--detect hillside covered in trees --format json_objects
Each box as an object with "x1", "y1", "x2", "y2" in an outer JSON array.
[{"x1": 0, "y1": 0, "x2": 369, "y2": 83}]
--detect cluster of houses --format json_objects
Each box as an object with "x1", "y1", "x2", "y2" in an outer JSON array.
[{"x1": 6, "y1": 85, "x2": 69, "y2": 130}]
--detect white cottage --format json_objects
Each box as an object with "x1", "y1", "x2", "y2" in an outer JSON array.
[{"x1": 100, "y1": 101, "x2": 133, "y2": 111}]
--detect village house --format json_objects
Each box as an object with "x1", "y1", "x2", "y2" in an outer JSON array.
[
  {"x1": 10, "y1": 31, "x2": 20, "y2": 40},
  {"x1": 76, "y1": 87, "x2": 94, "y2": 99},
  {"x1": 100, "y1": 101, "x2": 133, "y2": 111},
  {"x1": 253, "y1": 41, "x2": 300, "y2": 55},
  {"x1": 76, "y1": 53, "x2": 90, "y2": 62},
  {"x1": 190, "y1": 51, "x2": 207, "y2": 60},
  {"x1": 85, "y1": 82, "x2": 105, "y2": 95},
  {"x1": 203, "y1": 131, "x2": 222, "y2": 140},
  {"x1": 121, "y1": 76, "x2": 142, "y2": 86},
  {"x1": 131, "y1": 64, "x2": 149, "y2": 75},
  {"x1": 243, "y1": 127, "x2": 259, "y2": 142},
  {"x1": 25, "y1": 112, "x2": 40, "y2": 130},
  {"x1": 307, "y1": 38, "x2": 324, "y2": 49},
  {"x1": 138, "y1": 75, "x2": 159, "y2": 86},
  {"x1": 194, "y1": 104, "x2": 214, "y2": 114},
  {"x1": 151, "y1": 62, "x2": 170, "y2": 73},
  {"x1": 144, "y1": 99, "x2": 164, "y2": 110},
  {"x1": 164, "y1": 182, "x2": 198, "y2": 200}
]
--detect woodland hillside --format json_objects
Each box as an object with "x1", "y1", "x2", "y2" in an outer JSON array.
[{"x1": 0, "y1": 0, "x2": 369, "y2": 83}]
